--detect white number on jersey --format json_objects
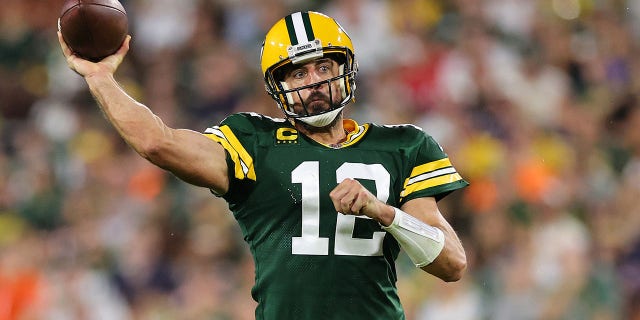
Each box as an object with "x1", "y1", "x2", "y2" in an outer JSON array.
[{"x1": 291, "y1": 161, "x2": 389, "y2": 256}]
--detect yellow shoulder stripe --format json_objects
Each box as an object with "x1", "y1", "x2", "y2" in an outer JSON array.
[
  {"x1": 401, "y1": 173, "x2": 462, "y2": 198},
  {"x1": 400, "y1": 158, "x2": 462, "y2": 199},
  {"x1": 409, "y1": 158, "x2": 452, "y2": 178},
  {"x1": 203, "y1": 126, "x2": 256, "y2": 181}
]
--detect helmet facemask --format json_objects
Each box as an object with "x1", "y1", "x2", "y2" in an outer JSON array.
[
  {"x1": 267, "y1": 55, "x2": 356, "y2": 127},
  {"x1": 265, "y1": 48, "x2": 357, "y2": 128}
]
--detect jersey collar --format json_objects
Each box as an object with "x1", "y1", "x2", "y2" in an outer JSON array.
[{"x1": 324, "y1": 119, "x2": 369, "y2": 149}]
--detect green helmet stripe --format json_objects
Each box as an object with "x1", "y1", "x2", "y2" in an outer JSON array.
[
  {"x1": 284, "y1": 14, "x2": 298, "y2": 45},
  {"x1": 301, "y1": 12, "x2": 315, "y2": 42}
]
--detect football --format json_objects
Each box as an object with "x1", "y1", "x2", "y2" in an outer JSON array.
[{"x1": 58, "y1": 0, "x2": 128, "y2": 62}]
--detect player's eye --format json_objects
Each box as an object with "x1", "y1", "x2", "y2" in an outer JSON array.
[{"x1": 292, "y1": 69, "x2": 306, "y2": 79}]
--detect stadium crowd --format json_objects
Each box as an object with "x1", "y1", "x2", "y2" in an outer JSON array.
[{"x1": 1, "y1": 0, "x2": 640, "y2": 319}]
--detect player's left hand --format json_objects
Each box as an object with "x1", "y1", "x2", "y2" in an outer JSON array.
[{"x1": 329, "y1": 178, "x2": 388, "y2": 222}]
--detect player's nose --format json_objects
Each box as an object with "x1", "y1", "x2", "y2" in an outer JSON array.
[{"x1": 306, "y1": 70, "x2": 326, "y2": 87}]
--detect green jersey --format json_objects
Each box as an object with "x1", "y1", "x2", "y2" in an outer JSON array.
[{"x1": 204, "y1": 112, "x2": 468, "y2": 320}]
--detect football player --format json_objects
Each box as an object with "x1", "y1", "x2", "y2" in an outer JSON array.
[{"x1": 58, "y1": 11, "x2": 468, "y2": 320}]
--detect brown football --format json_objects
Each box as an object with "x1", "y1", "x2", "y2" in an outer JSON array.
[{"x1": 58, "y1": 0, "x2": 128, "y2": 62}]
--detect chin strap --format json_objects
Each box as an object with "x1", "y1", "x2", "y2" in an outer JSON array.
[
  {"x1": 381, "y1": 207, "x2": 445, "y2": 267},
  {"x1": 296, "y1": 106, "x2": 344, "y2": 127}
]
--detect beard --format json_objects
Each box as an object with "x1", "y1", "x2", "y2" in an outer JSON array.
[
  {"x1": 301, "y1": 91, "x2": 333, "y2": 115},
  {"x1": 290, "y1": 86, "x2": 344, "y2": 130}
]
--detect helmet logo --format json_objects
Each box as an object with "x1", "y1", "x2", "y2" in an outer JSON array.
[{"x1": 288, "y1": 39, "x2": 323, "y2": 64}]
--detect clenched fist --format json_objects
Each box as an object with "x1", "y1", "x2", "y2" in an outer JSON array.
[{"x1": 329, "y1": 178, "x2": 394, "y2": 226}]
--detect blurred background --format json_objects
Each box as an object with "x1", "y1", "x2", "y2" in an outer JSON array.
[{"x1": 1, "y1": 0, "x2": 640, "y2": 319}]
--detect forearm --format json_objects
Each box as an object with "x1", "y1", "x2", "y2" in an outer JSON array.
[
  {"x1": 59, "y1": 34, "x2": 230, "y2": 193},
  {"x1": 85, "y1": 72, "x2": 168, "y2": 159},
  {"x1": 420, "y1": 219, "x2": 467, "y2": 281},
  {"x1": 385, "y1": 199, "x2": 467, "y2": 282},
  {"x1": 84, "y1": 72, "x2": 230, "y2": 192}
]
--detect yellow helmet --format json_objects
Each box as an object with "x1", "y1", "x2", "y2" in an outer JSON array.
[{"x1": 260, "y1": 11, "x2": 358, "y2": 127}]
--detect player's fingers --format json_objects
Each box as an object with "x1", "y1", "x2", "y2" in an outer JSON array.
[
  {"x1": 334, "y1": 194, "x2": 354, "y2": 214},
  {"x1": 329, "y1": 181, "x2": 350, "y2": 212},
  {"x1": 341, "y1": 196, "x2": 356, "y2": 214},
  {"x1": 351, "y1": 191, "x2": 376, "y2": 216},
  {"x1": 58, "y1": 31, "x2": 85, "y2": 74},
  {"x1": 334, "y1": 179, "x2": 365, "y2": 215},
  {"x1": 110, "y1": 35, "x2": 130, "y2": 60},
  {"x1": 332, "y1": 192, "x2": 357, "y2": 215},
  {"x1": 57, "y1": 31, "x2": 73, "y2": 57},
  {"x1": 329, "y1": 192, "x2": 343, "y2": 213},
  {"x1": 332, "y1": 178, "x2": 371, "y2": 215},
  {"x1": 117, "y1": 35, "x2": 131, "y2": 55},
  {"x1": 350, "y1": 196, "x2": 367, "y2": 215},
  {"x1": 57, "y1": 31, "x2": 86, "y2": 71},
  {"x1": 100, "y1": 35, "x2": 131, "y2": 71}
]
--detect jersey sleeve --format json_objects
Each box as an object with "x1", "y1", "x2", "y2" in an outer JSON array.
[
  {"x1": 203, "y1": 113, "x2": 258, "y2": 199},
  {"x1": 399, "y1": 133, "x2": 468, "y2": 204}
]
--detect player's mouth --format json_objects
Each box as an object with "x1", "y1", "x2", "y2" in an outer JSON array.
[{"x1": 305, "y1": 93, "x2": 331, "y2": 114}]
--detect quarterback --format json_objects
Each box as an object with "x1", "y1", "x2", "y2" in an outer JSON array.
[{"x1": 58, "y1": 10, "x2": 468, "y2": 320}]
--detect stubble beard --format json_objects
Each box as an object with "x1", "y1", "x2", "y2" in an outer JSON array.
[{"x1": 291, "y1": 87, "x2": 344, "y2": 131}]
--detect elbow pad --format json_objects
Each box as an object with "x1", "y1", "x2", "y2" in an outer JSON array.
[{"x1": 382, "y1": 207, "x2": 445, "y2": 267}]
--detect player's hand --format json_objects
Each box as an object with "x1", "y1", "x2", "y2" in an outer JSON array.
[
  {"x1": 329, "y1": 178, "x2": 389, "y2": 222},
  {"x1": 57, "y1": 31, "x2": 131, "y2": 78}
]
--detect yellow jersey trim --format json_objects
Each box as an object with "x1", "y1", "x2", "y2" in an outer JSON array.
[
  {"x1": 203, "y1": 126, "x2": 256, "y2": 181},
  {"x1": 408, "y1": 158, "x2": 452, "y2": 178},
  {"x1": 319, "y1": 119, "x2": 369, "y2": 149},
  {"x1": 400, "y1": 158, "x2": 462, "y2": 198}
]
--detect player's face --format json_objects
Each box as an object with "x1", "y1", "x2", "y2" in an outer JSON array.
[{"x1": 283, "y1": 58, "x2": 342, "y2": 116}]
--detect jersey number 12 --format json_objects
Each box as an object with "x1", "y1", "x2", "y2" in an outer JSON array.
[{"x1": 291, "y1": 161, "x2": 389, "y2": 257}]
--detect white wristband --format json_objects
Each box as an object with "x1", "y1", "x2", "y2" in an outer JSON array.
[{"x1": 382, "y1": 207, "x2": 445, "y2": 267}]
